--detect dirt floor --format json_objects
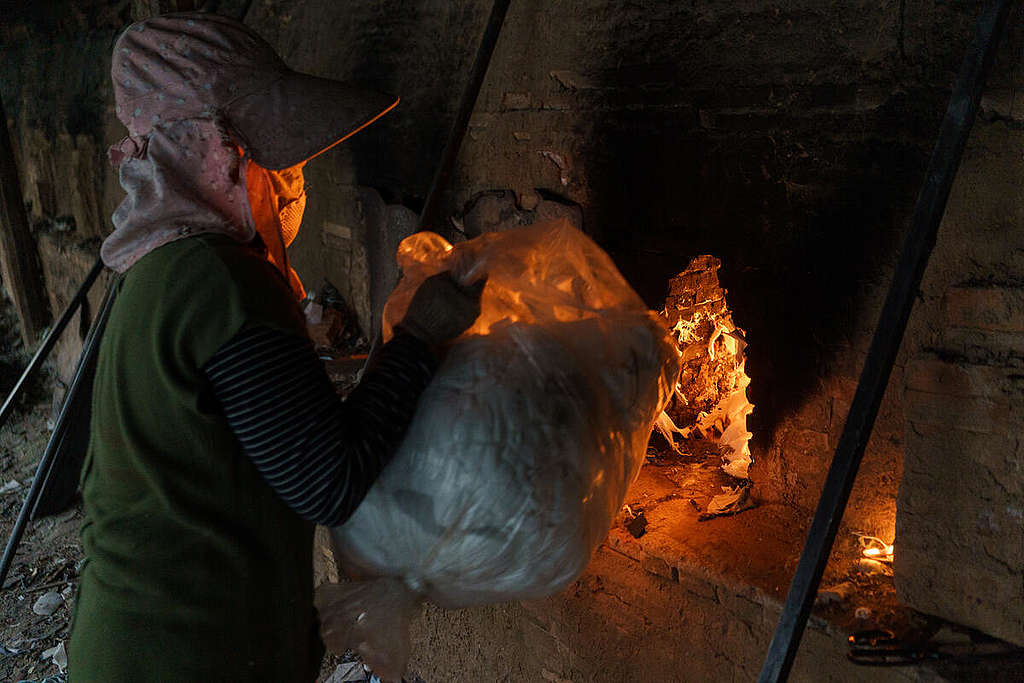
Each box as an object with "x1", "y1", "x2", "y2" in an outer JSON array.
[
  {"x1": 0, "y1": 399, "x2": 383, "y2": 682},
  {"x1": 0, "y1": 292, "x2": 78, "y2": 681}
]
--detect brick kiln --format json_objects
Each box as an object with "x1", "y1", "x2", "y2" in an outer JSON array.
[
  {"x1": 649, "y1": 255, "x2": 754, "y2": 520},
  {"x1": 2, "y1": 1, "x2": 1023, "y2": 681},
  {"x1": 392, "y1": 185, "x2": 1024, "y2": 680}
]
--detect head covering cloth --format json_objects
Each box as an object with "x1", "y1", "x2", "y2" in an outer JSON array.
[{"x1": 103, "y1": 12, "x2": 398, "y2": 296}]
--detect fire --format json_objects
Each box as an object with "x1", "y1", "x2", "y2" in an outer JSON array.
[
  {"x1": 857, "y1": 534, "x2": 894, "y2": 562},
  {"x1": 654, "y1": 256, "x2": 754, "y2": 480}
]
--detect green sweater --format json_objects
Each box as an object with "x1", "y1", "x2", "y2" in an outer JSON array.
[{"x1": 69, "y1": 235, "x2": 322, "y2": 682}]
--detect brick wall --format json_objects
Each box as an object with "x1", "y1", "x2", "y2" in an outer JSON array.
[
  {"x1": 241, "y1": 0, "x2": 1024, "y2": 541},
  {"x1": 895, "y1": 125, "x2": 1024, "y2": 645},
  {"x1": 2, "y1": 1, "x2": 1023, "y2": 550}
]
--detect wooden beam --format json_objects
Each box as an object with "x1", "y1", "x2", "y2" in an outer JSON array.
[{"x1": 0, "y1": 92, "x2": 50, "y2": 347}]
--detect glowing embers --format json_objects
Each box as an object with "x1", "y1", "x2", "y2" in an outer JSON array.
[
  {"x1": 653, "y1": 255, "x2": 754, "y2": 481},
  {"x1": 850, "y1": 533, "x2": 896, "y2": 579}
]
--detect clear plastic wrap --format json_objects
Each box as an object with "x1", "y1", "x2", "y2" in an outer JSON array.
[{"x1": 322, "y1": 220, "x2": 680, "y2": 678}]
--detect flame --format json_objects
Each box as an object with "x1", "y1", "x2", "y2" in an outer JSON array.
[
  {"x1": 856, "y1": 534, "x2": 894, "y2": 562},
  {"x1": 662, "y1": 307, "x2": 754, "y2": 479}
]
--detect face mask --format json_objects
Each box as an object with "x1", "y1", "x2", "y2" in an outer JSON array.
[
  {"x1": 278, "y1": 190, "x2": 306, "y2": 247},
  {"x1": 244, "y1": 159, "x2": 308, "y2": 299}
]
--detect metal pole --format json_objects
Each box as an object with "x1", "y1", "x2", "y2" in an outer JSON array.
[
  {"x1": 0, "y1": 273, "x2": 118, "y2": 589},
  {"x1": 758, "y1": 1, "x2": 1013, "y2": 680},
  {"x1": 417, "y1": 0, "x2": 512, "y2": 234},
  {"x1": 363, "y1": 0, "x2": 512, "y2": 371},
  {"x1": 0, "y1": 257, "x2": 104, "y2": 435}
]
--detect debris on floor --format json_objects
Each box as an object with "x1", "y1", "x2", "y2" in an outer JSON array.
[
  {"x1": 623, "y1": 506, "x2": 647, "y2": 538},
  {"x1": 815, "y1": 581, "x2": 855, "y2": 607},
  {"x1": 40, "y1": 641, "x2": 66, "y2": 672},
  {"x1": 699, "y1": 482, "x2": 755, "y2": 521},
  {"x1": 31, "y1": 592, "x2": 62, "y2": 617},
  {"x1": 304, "y1": 280, "x2": 368, "y2": 356},
  {"x1": 323, "y1": 660, "x2": 368, "y2": 682},
  {"x1": 0, "y1": 480, "x2": 22, "y2": 494},
  {"x1": 0, "y1": 292, "x2": 81, "y2": 683}
]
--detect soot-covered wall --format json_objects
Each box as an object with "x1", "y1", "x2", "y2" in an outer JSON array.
[{"x1": 2, "y1": 1, "x2": 1022, "y2": 541}]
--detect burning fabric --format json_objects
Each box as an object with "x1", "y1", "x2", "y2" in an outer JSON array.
[{"x1": 318, "y1": 219, "x2": 679, "y2": 679}]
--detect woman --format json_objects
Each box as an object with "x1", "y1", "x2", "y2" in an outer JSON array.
[{"x1": 67, "y1": 13, "x2": 481, "y2": 682}]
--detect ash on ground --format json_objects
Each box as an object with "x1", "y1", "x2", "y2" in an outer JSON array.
[{"x1": 643, "y1": 431, "x2": 753, "y2": 520}]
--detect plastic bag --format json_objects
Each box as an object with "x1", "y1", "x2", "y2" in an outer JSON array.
[{"x1": 322, "y1": 219, "x2": 680, "y2": 678}]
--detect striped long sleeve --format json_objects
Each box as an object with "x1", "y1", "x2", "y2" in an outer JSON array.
[{"x1": 204, "y1": 326, "x2": 438, "y2": 527}]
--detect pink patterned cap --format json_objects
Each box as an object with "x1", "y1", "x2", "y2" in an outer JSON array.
[{"x1": 112, "y1": 12, "x2": 398, "y2": 169}]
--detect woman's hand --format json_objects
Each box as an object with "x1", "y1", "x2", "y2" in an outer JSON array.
[{"x1": 397, "y1": 272, "x2": 486, "y2": 348}]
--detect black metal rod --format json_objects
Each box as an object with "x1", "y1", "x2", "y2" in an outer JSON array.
[
  {"x1": 417, "y1": 0, "x2": 512, "y2": 234},
  {"x1": 0, "y1": 257, "x2": 104, "y2": 435},
  {"x1": 0, "y1": 273, "x2": 117, "y2": 589},
  {"x1": 758, "y1": 1, "x2": 1013, "y2": 681},
  {"x1": 363, "y1": 0, "x2": 512, "y2": 374}
]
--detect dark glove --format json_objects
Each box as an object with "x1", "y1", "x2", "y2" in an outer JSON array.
[{"x1": 397, "y1": 272, "x2": 486, "y2": 349}]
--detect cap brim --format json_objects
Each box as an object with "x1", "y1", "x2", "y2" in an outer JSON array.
[{"x1": 225, "y1": 70, "x2": 399, "y2": 170}]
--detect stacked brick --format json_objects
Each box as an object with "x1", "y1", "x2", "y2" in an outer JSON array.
[
  {"x1": 662, "y1": 256, "x2": 753, "y2": 478},
  {"x1": 663, "y1": 256, "x2": 739, "y2": 428},
  {"x1": 896, "y1": 284, "x2": 1024, "y2": 646}
]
